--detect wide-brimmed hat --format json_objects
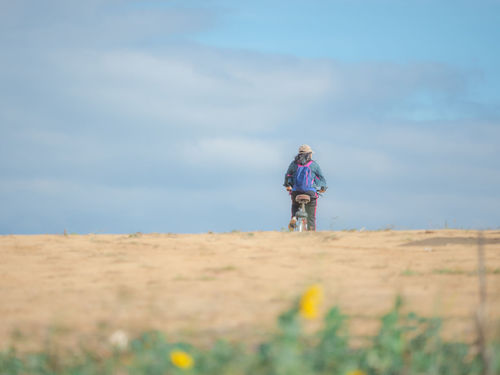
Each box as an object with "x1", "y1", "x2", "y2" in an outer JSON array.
[{"x1": 298, "y1": 144, "x2": 313, "y2": 154}]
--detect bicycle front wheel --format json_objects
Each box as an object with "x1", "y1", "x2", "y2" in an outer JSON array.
[{"x1": 297, "y1": 218, "x2": 307, "y2": 232}]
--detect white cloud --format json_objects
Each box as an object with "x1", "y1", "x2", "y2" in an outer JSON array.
[
  {"x1": 46, "y1": 48, "x2": 334, "y2": 133},
  {"x1": 179, "y1": 137, "x2": 286, "y2": 170},
  {"x1": 318, "y1": 143, "x2": 400, "y2": 179},
  {"x1": 0, "y1": 0, "x2": 214, "y2": 47}
]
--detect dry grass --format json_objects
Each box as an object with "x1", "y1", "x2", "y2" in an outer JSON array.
[{"x1": 0, "y1": 229, "x2": 499, "y2": 351}]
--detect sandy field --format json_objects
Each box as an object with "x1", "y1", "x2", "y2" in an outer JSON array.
[{"x1": 1, "y1": 229, "x2": 499, "y2": 351}]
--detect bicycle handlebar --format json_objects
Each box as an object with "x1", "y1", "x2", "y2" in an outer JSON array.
[{"x1": 285, "y1": 186, "x2": 327, "y2": 195}]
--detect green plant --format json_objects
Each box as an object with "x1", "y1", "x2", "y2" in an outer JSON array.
[
  {"x1": 128, "y1": 232, "x2": 142, "y2": 238},
  {"x1": 432, "y1": 268, "x2": 468, "y2": 275},
  {"x1": 1, "y1": 291, "x2": 497, "y2": 375},
  {"x1": 401, "y1": 269, "x2": 420, "y2": 276}
]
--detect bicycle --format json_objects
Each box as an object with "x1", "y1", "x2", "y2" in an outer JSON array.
[{"x1": 288, "y1": 189, "x2": 325, "y2": 232}]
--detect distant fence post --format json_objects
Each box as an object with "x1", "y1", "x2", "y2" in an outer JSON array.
[{"x1": 475, "y1": 231, "x2": 490, "y2": 375}]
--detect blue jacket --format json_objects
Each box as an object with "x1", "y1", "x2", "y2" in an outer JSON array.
[{"x1": 283, "y1": 160, "x2": 327, "y2": 192}]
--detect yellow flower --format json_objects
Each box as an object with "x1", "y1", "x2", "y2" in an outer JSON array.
[
  {"x1": 300, "y1": 284, "x2": 323, "y2": 319},
  {"x1": 346, "y1": 370, "x2": 366, "y2": 375},
  {"x1": 170, "y1": 350, "x2": 194, "y2": 369}
]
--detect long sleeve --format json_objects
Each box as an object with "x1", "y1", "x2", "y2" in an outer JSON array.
[
  {"x1": 283, "y1": 161, "x2": 296, "y2": 187},
  {"x1": 312, "y1": 162, "x2": 327, "y2": 189}
]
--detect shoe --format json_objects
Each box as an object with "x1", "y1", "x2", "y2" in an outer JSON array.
[{"x1": 288, "y1": 216, "x2": 297, "y2": 231}]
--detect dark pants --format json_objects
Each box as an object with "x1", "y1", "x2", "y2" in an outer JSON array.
[{"x1": 291, "y1": 191, "x2": 317, "y2": 231}]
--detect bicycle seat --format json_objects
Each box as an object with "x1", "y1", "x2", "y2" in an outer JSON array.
[{"x1": 295, "y1": 194, "x2": 311, "y2": 203}]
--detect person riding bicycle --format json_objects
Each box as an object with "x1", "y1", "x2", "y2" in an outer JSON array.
[{"x1": 283, "y1": 144, "x2": 327, "y2": 231}]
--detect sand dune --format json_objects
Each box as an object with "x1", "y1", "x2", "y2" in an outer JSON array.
[{"x1": 1, "y1": 230, "x2": 499, "y2": 350}]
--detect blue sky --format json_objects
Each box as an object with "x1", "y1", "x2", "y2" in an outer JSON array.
[{"x1": 1, "y1": 0, "x2": 499, "y2": 233}]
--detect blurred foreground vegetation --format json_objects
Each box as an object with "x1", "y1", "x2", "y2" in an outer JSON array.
[{"x1": 1, "y1": 287, "x2": 498, "y2": 375}]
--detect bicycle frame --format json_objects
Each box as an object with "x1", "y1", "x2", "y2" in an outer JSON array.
[{"x1": 294, "y1": 197, "x2": 310, "y2": 232}]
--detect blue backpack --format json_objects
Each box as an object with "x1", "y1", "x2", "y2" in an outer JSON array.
[{"x1": 293, "y1": 161, "x2": 315, "y2": 192}]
